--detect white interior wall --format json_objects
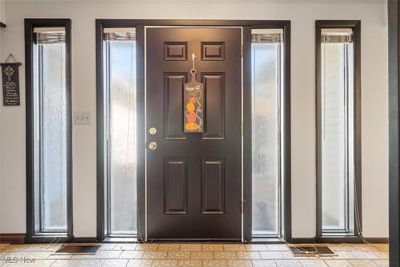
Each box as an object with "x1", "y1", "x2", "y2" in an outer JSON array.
[{"x1": 0, "y1": 0, "x2": 389, "y2": 239}]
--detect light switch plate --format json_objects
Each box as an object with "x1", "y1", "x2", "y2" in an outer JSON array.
[{"x1": 74, "y1": 112, "x2": 91, "y2": 125}]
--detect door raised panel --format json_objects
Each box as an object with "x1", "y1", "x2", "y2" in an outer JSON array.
[
  {"x1": 164, "y1": 159, "x2": 188, "y2": 215},
  {"x1": 201, "y1": 159, "x2": 225, "y2": 214},
  {"x1": 164, "y1": 73, "x2": 187, "y2": 139},
  {"x1": 164, "y1": 42, "x2": 188, "y2": 61},
  {"x1": 201, "y1": 42, "x2": 225, "y2": 61},
  {"x1": 202, "y1": 73, "x2": 225, "y2": 139}
]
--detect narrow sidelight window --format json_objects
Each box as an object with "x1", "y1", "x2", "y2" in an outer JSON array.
[
  {"x1": 102, "y1": 28, "x2": 137, "y2": 237},
  {"x1": 26, "y1": 19, "x2": 72, "y2": 239},
  {"x1": 251, "y1": 29, "x2": 284, "y2": 237},
  {"x1": 316, "y1": 21, "x2": 361, "y2": 236}
]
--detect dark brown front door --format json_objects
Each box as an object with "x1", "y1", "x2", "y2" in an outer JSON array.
[{"x1": 146, "y1": 27, "x2": 242, "y2": 240}]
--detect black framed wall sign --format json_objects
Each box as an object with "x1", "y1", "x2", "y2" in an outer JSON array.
[{"x1": 1, "y1": 59, "x2": 22, "y2": 106}]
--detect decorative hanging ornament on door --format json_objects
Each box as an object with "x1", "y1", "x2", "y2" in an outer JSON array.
[{"x1": 184, "y1": 53, "x2": 204, "y2": 133}]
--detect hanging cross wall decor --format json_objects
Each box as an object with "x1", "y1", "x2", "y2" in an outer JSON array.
[{"x1": 1, "y1": 53, "x2": 22, "y2": 106}]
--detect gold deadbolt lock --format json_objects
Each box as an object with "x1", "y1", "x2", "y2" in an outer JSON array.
[{"x1": 149, "y1": 127, "x2": 157, "y2": 135}]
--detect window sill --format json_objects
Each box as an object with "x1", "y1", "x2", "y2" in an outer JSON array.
[
  {"x1": 103, "y1": 236, "x2": 137, "y2": 243},
  {"x1": 250, "y1": 237, "x2": 285, "y2": 244}
]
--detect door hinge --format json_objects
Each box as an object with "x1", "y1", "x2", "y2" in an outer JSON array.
[{"x1": 241, "y1": 200, "x2": 246, "y2": 213}]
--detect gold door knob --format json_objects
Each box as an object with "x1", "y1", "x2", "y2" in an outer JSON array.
[{"x1": 147, "y1": 141, "x2": 158, "y2": 150}]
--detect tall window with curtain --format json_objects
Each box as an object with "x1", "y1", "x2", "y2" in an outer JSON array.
[
  {"x1": 317, "y1": 22, "x2": 360, "y2": 237},
  {"x1": 103, "y1": 28, "x2": 137, "y2": 237},
  {"x1": 251, "y1": 29, "x2": 283, "y2": 238}
]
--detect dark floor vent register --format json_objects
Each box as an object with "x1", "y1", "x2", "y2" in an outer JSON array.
[
  {"x1": 55, "y1": 245, "x2": 100, "y2": 254},
  {"x1": 289, "y1": 246, "x2": 335, "y2": 257}
]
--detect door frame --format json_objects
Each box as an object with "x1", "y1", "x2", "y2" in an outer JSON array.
[
  {"x1": 315, "y1": 20, "x2": 362, "y2": 241},
  {"x1": 388, "y1": 2, "x2": 400, "y2": 266},
  {"x1": 25, "y1": 18, "x2": 73, "y2": 243},
  {"x1": 96, "y1": 19, "x2": 291, "y2": 243}
]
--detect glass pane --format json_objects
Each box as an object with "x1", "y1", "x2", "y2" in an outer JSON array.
[
  {"x1": 108, "y1": 39, "x2": 137, "y2": 235},
  {"x1": 38, "y1": 40, "x2": 67, "y2": 231},
  {"x1": 251, "y1": 32, "x2": 282, "y2": 237},
  {"x1": 321, "y1": 31, "x2": 354, "y2": 233},
  {"x1": 321, "y1": 43, "x2": 346, "y2": 230}
]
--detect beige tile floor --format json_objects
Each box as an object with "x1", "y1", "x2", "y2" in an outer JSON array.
[{"x1": 0, "y1": 242, "x2": 389, "y2": 267}]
